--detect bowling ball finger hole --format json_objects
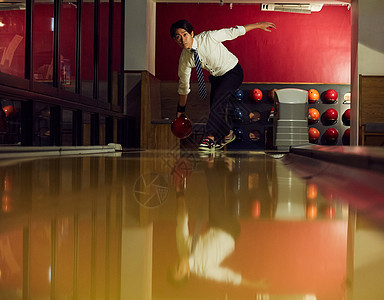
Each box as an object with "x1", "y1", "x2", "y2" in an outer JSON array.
[{"x1": 249, "y1": 130, "x2": 261, "y2": 141}]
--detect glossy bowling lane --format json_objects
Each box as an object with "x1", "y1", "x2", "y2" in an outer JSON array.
[{"x1": 0, "y1": 149, "x2": 384, "y2": 300}]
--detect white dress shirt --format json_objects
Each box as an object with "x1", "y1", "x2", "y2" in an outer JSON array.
[
  {"x1": 176, "y1": 212, "x2": 242, "y2": 285},
  {"x1": 177, "y1": 26, "x2": 246, "y2": 95}
]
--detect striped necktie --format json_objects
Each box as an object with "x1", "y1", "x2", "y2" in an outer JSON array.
[{"x1": 191, "y1": 49, "x2": 207, "y2": 99}]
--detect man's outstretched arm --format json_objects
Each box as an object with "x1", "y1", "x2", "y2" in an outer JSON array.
[{"x1": 244, "y1": 22, "x2": 276, "y2": 33}]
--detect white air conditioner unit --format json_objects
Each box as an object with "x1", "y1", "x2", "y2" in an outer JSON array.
[{"x1": 261, "y1": 3, "x2": 323, "y2": 14}]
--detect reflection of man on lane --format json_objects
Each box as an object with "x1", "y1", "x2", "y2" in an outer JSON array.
[
  {"x1": 172, "y1": 190, "x2": 241, "y2": 285},
  {"x1": 169, "y1": 157, "x2": 267, "y2": 289}
]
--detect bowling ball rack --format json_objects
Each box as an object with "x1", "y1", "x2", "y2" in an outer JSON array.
[
  {"x1": 226, "y1": 83, "x2": 351, "y2": 151},
  {"x1": 178, "y1": 83, "x2": 350, "y2": 151}
]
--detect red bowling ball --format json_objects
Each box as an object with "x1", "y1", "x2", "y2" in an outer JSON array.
[
  {"x1": 324, "y1": 108, "x2": 338, "y2": 122},
  {"x1": 343, "y1": 108, "x2": 350, "y2": 120},
  {"x1": 343, "y1": 108, "x2": 351, "y2": 124},
  {"x1": 344, "y1": 128, "x2": 350, "y2": 138},
  {"x1": 324, "y1": 89, "x2": 338, "y2": 103},
  {"x1": 249, "y1": 88, "x2": 263, "y2": 102},
  {"x1": 324, "y1": 128, "x2": 339, "y2": 143},
  {"x1": 343, "y1": 128, "x2": 350, "y2": 145},
  {"x1": 171, "y1": 115, "x2": 192, "y2": 139}
]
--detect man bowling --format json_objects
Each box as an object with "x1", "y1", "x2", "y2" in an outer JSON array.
[{"x1": 170, "y1": 19, "x2": 276, "y2": 152}]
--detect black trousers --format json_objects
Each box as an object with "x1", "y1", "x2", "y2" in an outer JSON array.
[{"x1": 206, "y1": 63, "x2": 244, "y2": 139}]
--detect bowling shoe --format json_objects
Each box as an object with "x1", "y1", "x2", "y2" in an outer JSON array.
[
  {"x1": 215, "y1": 130, "x2": 236, "y2": 150},
  {"x1": 198, "y1": 137, "x2": 216, "y2": 152}
]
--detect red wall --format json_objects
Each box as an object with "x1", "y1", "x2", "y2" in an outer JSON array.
[{"x1": 156, "y1": 4, "x2": 351, "y2": 84}]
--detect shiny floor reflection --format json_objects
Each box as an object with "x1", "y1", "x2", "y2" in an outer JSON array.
[{"x1": 0, "y1": 150, "x2": 383, "y2": 300}]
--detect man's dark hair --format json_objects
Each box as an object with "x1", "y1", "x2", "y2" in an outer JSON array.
[{"x1": 170, "y1": 19, "x2": 194, "y2": 39}]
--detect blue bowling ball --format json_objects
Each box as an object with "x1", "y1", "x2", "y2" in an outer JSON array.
[
  {"x1": 233, "y1": 127, "x2": 243, "y2": 140},
  {"x1": 233, "y1": 107, "x2": 244, "y2": 121},
  {"x1": 234, "y1": 89, "x2": 244, "y2": 101}
]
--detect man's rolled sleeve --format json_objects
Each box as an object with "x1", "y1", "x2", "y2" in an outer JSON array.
[
  {"x1": 177, "y1": 53, "x2": 192, "y2": 95},
  {"x1": 177, "y1": 68, "x2": 191, "y2": 95},
  {"x1": 210, "y1": 25, "x2": 246, "y2": 43}
]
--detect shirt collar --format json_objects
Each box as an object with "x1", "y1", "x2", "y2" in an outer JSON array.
[{"x1": 190, "y1": 39, "x2": 198, "y2": 52}]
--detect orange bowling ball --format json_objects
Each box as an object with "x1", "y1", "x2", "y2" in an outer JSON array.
[
  {"x1": 308, "y1": 108, "x2": 320, "y2": 123},
  {"x1": 308, "y1": 89, "x2": 319, "y2": 103},
  {"x1": 308, "y1": 127, "x2": 320, "y2": 143},
  {"x1": 171, "y1": 115, "x2": 192, "y2": 139}
]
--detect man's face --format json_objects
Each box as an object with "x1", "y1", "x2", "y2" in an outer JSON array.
[{"x1": 174, "y1": 28, "x2": 194, "y2": 49}]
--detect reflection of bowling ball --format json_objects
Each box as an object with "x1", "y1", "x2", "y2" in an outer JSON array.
[
  {"x1": 308, "y1": 127, "x2": 320, "y2": 143},
  {"x1": 308, "y1": 108, "x2": 320, "y2": 123},
  {"x1": 3, "y1": 105, "x2": 18, "y2": 118},
  {"x1": 233, "y1": 107, "x2": 244, "y2": 121},
  {"x1": 323, "y1": 108, "x2": 338, "y2": 123},
  {"x1": 323, "y1": 204, "x2": 336, "y2": 219},
  {"x1": 171, "y1": 115, "x2": 192, "y2": 139},
  {"x1": 249, "y1": 88, "x2": 263, "y2": 102},
  {"x1": 306, "y1": 201, "x2": 317, "y2": 220},
  {"x1": 2, "y1": 194, "x2": 12, "y2": 213},
  {"x1": 308, "y1": 89, "x2": 319, "y2": 103},
  {"x1": 234, "y1": 89, "x2": 244, "y2": 101},
  {"x1": 324, "y1": 89, "x2": 338, "y2": 103},
  {"x1": 252, "y1": 200, "x2": 261, "y2": 219},
  {"x1": 307, "y1": 183, "x2": 318, "y2": 200},
  {"x1": 324, "y1": 128, "x2": 339, "y2": 143}
]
